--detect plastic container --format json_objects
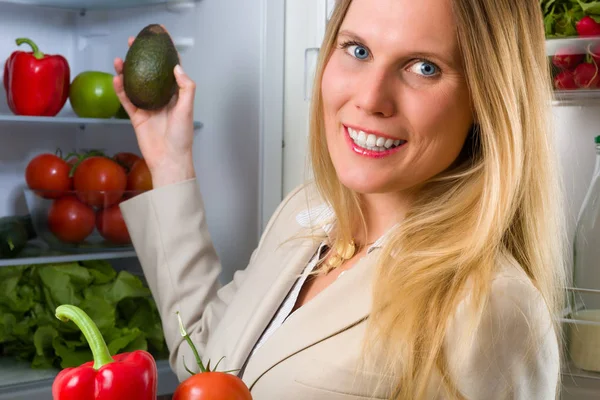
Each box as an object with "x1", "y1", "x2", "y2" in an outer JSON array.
[
  {"x1": 547, "y1": 35, "x2": 600, "y2": 95},
  {"x1": 23, "y1": 188, "x2": 146, "y2": 252},
  {"x1": 570, "y1": 135, "x2": 600, "y2": 372}
]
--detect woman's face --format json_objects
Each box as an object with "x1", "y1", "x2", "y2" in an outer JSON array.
[{"x1": 321, "y1": 0, "x2": 474, "y2": 195}]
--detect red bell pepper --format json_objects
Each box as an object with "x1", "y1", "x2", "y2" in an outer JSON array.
[
  {"x1": 51, "y1": 304, "x2": 158, "y2": 400},
  {"x1": 3, "y1": 38, "x2": 70, "y2": 116}
]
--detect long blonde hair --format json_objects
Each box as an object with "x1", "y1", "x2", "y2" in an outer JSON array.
[{"x1": 308, "y1": 0, "x2": 566, "y2": 398}]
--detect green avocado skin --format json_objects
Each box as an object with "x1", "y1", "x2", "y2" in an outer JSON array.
[{"x1": 123, "y1": 24, "x2": 179, "y2": 111}]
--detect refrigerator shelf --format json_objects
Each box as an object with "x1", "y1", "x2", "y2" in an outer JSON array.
[
  {"x1": 553, "y1": 89, "x2": 600, "y2": 106},
  {"x1": 0, "y1": 356, "x2": 178, "y2": 399},
  {"x1": 563, "y1": 359, "x2": 600, "y2": 382},
  {"x1": 0, "y1": 114, "x2": 203, "y2": 130},
  {"x1": 545, "y1": 36, "x2": 600, "y2": 57},
  {"x1": 0, "y1": 0, "x2": 198, "y2": 10},
  {"x1": 0, "y1": 239, "x2": 136, "y2": 267}
]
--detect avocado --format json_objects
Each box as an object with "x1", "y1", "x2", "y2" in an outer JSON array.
[
  {"x1": 115, "y1": 104, "x2": 130, "y2": 119},
  {"x1": 123, "y1": 24, "x2": 179, "y2": 111}
]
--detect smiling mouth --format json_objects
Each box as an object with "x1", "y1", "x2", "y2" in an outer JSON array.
[{"x1": 347, "y1": 127, "x2": 407, "y2": 152}]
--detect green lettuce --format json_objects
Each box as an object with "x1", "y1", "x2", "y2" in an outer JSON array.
[{"x1": 0, "y1": 260, "x2": 168, "y2": 369}]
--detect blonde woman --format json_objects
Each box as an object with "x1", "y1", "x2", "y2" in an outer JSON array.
[{"x1": 113, "y1": 0, "x2": 566, "y2": 398}]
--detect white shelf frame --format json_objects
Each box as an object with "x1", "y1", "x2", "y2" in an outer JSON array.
[
  {"x1": 0, "y1": 114, "x2": 203, "y2": 130},
  {"x1": 0, "y1": 249, "x2": 137, "y2": 267},
  {"x1": 0, "y1": 0, "x2": 198, "y2": 11}
]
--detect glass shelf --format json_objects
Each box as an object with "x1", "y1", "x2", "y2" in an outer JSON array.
[
  {"x1": 0, "y1": 239, "x2": 136, "y2": 267},
  {"x1": 553, "y1": 89, "x2": 600, "y2": 106},
  {"x1": 0, "y1": 114, "x2": 203, "y2": 130},
  {"x1": 0, "y1": 0, "x2": 197, "y2": 10},
  {"x1": 0, "y1": 357, "x2": 177, "y2": 398},
  {"x1": 545, "y1": 36, "x2": 600, "y2": 56}
]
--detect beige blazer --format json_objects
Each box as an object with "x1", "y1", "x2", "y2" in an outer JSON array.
[{"x1": 120, "y1": 179, "x2": 560, "y2": 399}]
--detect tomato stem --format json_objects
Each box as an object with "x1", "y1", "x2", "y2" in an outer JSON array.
[
  {"x1": 182, "y1": 357, "x2": 196, "y2": 376},
  {"x1": 177, "y1": 311, "x2": 207, "y2": 373},
  {"x1": 213, "y1": 356, "x2": 225, "y2": 372}
]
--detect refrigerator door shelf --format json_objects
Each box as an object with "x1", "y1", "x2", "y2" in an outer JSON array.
[{"x1": 553, "y1": 89, "x2": 600, "y2": 107}]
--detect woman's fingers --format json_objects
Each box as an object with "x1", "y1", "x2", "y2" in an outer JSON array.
[
  {"x1": 113, "y1": 58, "x2": 138, "y2": 118},
  {"x1": 173, "y1": 64, "x2": 196, "y2": 118},
  {"x1": 128, "y1": 36, "x2": 135, "y2": 47},
  {"x1": 113, "y1": 57, "x2": 124, "y2": 75}
]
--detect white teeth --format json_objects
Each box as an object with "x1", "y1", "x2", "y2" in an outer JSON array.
[
  {"x1": 347, "y1": 126, "x2": 405, "y2": 151},
  {"x1": 357, "y1": 131, "x2": 367, "y2": 146},
  {"x1": 366, "y1": 134, "x2": 377, "y2": 147}
]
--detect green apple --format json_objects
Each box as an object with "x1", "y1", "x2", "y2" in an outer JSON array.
[{"x1": 69, "y1": 71, "x2": 120, "y2": 119}]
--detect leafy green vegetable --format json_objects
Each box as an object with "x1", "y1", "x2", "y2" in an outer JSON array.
[
  {"x1": 541, "y1": 0, "x2": 600, "y2": 37},
  {"x1": 578, "y1": 0, "x2": 600, "y2": 14},
  {"x1": 0, "y1": 260, "x2": 168, "y2": 369}
]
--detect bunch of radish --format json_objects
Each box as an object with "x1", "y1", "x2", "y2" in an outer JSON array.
[{"x1": 552, "y1": 17, "x2": 600, "y2": 90}]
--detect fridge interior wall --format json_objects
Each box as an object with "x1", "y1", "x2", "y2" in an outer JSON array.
[
  {"x1": 0, "y1": 0, "x2": 263, "y2": 283},
  {"x1": 0, "y1": 0, "x2": 264, "y2": 396}
]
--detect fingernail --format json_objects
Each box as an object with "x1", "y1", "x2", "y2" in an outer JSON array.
[{"x1": 175, "y1": 64, "x2": 184, "y2": 75}]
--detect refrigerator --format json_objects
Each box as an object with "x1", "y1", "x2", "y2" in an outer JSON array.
[
  {"x1": 0, "y1": 0, "x2": 599, "y2": 398},
  {"x1": 0, "y1": 0, "x2": 285, "y2": 397}
]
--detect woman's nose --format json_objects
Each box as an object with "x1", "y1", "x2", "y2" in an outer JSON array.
[{"x1": 354, "y1": 71, "x2": 396, "y2": 118}]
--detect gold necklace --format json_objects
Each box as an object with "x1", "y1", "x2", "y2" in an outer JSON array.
[
  {"x1": 324, "y1": 238, "x2": 376, "y2": 271},
  {"x1": 324, "y1": 239, "x2": 356, "y2": 271}
]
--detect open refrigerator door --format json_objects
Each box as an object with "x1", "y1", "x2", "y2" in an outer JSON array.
[{"x1": 542, "y1": 2, "x2": 600, "y2": 398}]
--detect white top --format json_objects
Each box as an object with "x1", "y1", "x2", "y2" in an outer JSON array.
[{"x1": 240, "y1": 205, "x2": 394, "y2": 376}]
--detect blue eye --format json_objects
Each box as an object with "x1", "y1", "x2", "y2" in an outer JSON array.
[
  {"x1": 410, "y1": 61, "x2": 440, "y2": 77},
  {"x1": 347, "y1": 44, "x2": 369, "y2": 60}
]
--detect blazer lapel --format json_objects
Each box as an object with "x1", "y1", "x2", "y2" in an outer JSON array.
[
  {"x1": 221, "y1": 202, "x2": 336, "y2": 370},
  {"x1": 224, "y1": 233, "x2": 322, "y2": 370},
  {"x1": 241, "y1": 252, "x2": 376, "y2": 388}
]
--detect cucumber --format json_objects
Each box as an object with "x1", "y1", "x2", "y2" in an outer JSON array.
[{"x1": 0, "y1": 215, "x2": 36, "y2": 258}]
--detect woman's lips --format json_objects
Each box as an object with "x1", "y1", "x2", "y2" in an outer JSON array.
[{"x1": 344, "y1": 125, "x2": 406, "y2": 159}]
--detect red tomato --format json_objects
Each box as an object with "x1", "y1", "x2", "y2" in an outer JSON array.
[
  {"x1": 96, "y1": 203, "x2": 131, "y2": 244},
  {"x1": 48, "y1": 196, "x2": 95, "y2": 243},
  {"x1": 173, "y1": 372, "x2": 252, "y2": 400},
  {"x1": 73, "y1": 156, "x2": 127, "y2": 208},
  {"x1": 113, "y1": 152, "x2": 141, "y2": 172},
  {"x1": 127, "y1": 159, "x2": 153, "y2": 192},
  {"x1": 25, "y1": 154, "x2": 72, "y2": 198}
]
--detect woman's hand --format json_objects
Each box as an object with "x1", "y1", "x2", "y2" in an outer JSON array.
[{"x1": 112, "y1": 35, "x2": 197, "y2": 188}]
